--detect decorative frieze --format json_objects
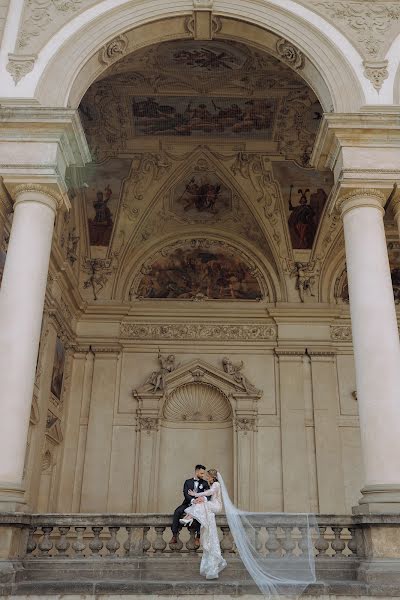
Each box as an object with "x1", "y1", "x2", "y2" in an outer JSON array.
[
  {"x1": 137, "y1": 416, "x2": 159, "y2": 434},
  {"x1": 331, "y1": 325, "x2": 352, "y2": 341},
  {"x1": 120, "y1": 322, "x2": 277, "y2": 341}
]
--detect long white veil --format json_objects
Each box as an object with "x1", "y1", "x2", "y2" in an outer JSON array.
[{"x1": 217, "y1": 472, "x2": 317, "y2": 598}]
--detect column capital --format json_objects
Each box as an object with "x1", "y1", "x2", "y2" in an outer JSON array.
[
  {"x1": 336, "y1": 188, "x2": 387, "y2": 217},
  {"x1": 13, "y1": 183, "x2": 67, "y2": 213}
]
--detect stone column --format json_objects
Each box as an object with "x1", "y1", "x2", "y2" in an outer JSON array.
[
  {"x1": 340, "y1": 189, "x2": 400, "y2": 512},
  {"x1": 0, "y1": 184, "x2": 61, "y2": 509}
]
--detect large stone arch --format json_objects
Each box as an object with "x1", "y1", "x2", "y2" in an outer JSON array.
[{"x1": 22, "y1": 0, "x2": 368, "y2": 111}]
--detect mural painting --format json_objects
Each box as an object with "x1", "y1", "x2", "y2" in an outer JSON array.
[
  {"x1": 50, "y1": 337, "x2": 65, "y2": 400},
  {"x1": 132, "y1": 96, "x2": 276, "y2": 137},
  {"x1": 156, "y1": 41, "x2": 248, "y2": 72},
  {"x1": 171, "y1": 174, "x2": 232, "y2": 221},
  {"x1": 272, "y1": 161, "x2": 333, "y2": 250},
  {"x1": 84, "y1": 158, "x2": 131, "y2": 246},
  {"x1": 136, "y1": 242, "x2": 262, "y2": 300}
]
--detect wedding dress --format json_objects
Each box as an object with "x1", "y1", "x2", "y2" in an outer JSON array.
[{"x1": 184, "y1": 481, "x2": 227, "y2": 579}]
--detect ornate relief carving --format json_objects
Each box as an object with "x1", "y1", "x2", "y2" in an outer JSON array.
[
  {"x1": 276, "y1": 39, "x2": 304, "y2": 70},
  {"x1": 290, "y1": 262, "x2": 317, "y2": 302},
  {"x1": 6, "y1": 54, "x2": 36, "y2": 84},
  {"x1": 222, "y1": 357, "x2": 260, "y2": 396},
  {"x1": 334, "y1": 267, "x2": 349, "y2": 304},
  {"x1": 234, "y1": 417, "x2": 257, "y2": 433},
  {"x1": 120, "y1": 322, "x2": 277, "y2": 341},
  {"x1": 363, "y1": 60, "x2": 389, "y2": 91},
  {"x1": 145, "y1": 351, "x2": 177, "y2": 393},
  {"x1": 331, "y1": 325, "x2": 352, "y2": 341},
  {"x1": 99, "y1": 34, "x2": 129, "y2": 66},
  {"x1": 137, "y1": 416, "x2": 159, "y2": 434},
  {"x1": 164, "y1": 382, "x2": 231, "y2": 422},
  {"x1": 81, "y1": 255, "x2": 117, "y2": 300},
  {"x1": 315, "y1": 2, "x2": 400, "y2": 58},
  {"x1": 17, "y1": 0, "x2": 97, "y2": 53}
]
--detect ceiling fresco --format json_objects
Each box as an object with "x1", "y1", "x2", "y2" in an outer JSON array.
[{"x1": 80, "y1": 39, "x2": 322, "y2": 166}]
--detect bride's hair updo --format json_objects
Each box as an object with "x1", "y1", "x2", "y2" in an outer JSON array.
[{"x1": 207, "y1": 469, "x2": 218, "y2": 483}]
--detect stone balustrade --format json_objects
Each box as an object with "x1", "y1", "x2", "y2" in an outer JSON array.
[
  {"x1": 0, "y1": 513, "x2": 358, "y2": 559},
  {"x1": 2, "y1": 513, "x2": 400, "y2": 596}
]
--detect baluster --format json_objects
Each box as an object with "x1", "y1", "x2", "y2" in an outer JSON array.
[
  {"x1": 106, "y1": 526, "x2": 121, "y2": 557},
  {"x1": 153, "y1": 526, "x2": 167, "y2": 553},
  {"x1": 169, "y1": 530, "x2": 183, "y2": 552},
  {"x1": 331, "y1": 527, "x2": 346, "y2": 557},
  {"x1": 347, "y1": 527, "x2": 358, "y2": 556},
  {"x1": 265, "y1": 527, "x2": 281, "y2": 556},
  {"x1": 72, "y1": 526, "x2": 86, "y2": 557},
  {"x1": 282, "y1": 527, "x2": 296, "y2": 555},
  {"x1": 56, "y1": 526, "x2": 70, "y2": 557},
  {"x1": 186, "y1": 528, "x2": 197, "y2": 553},
  {"x1": 26, "y1": 527, "x2": 37, "y2": 555},
  {"x1": 298, "y1": 526, "x2": 312, "y2": 555},
  {"x1": 89, "y1": 526, "x2": 104, "y2": 557},
  {"x1": 38, "y1": 526, "x2": 53, "y2": 556},
  {"x1": 142, "y1": 527, "x2": 151, "y2": 554},
  {"x1": 124, "y1": 526, "x2": 134, "y2": 556},
  {"x1": 315, "y1": 526, "x2": 329, "y2": 556},
  {"x1": 254, "y1": 526, "x2": 263, "y2": 553},
  {"x1": 220, "y1": 526, "x2": 234, "y2": 554}
]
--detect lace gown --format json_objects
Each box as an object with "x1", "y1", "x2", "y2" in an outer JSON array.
[{"x1": 185, "y1": 481, "x2": 227, "y2": 579}]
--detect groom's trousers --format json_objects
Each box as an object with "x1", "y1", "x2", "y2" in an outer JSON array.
[{"x1": 172, "y1": 502, "x2": 201, "y2": 537}]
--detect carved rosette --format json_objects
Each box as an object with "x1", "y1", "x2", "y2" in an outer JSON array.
[
  {"x1": 99, "y1": 34, "x2": 129, "y2": 66},
  {"x1": 276, "y1": 39, "x2": 304, "y2": 70}
]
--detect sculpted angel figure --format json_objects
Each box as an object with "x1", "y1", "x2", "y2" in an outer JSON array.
[
  {"x1": 147, "y1": 349, "x2": 177, "y2": 392},
  {"x1": 222, "y1": 357, "x2": 257, "y2": 394}
]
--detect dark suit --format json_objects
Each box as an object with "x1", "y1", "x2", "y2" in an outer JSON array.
[{"x1": 171, "y1": 477, "x2": 210, "y2": 537}]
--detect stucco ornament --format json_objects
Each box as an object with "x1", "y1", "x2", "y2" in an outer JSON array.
[
  {"x1": 99, "y1": 35, "x2": 129, "y2": 66},
  {"x1": 276, "y1": 39, "x2": 304, "y2": 70},
  {"x1": 6, "y1": 55, "x2": 36, "y2": 84},
  {"x1": 363, "y1": 60, "x2": 389, "y2": 92},
  {"x1": 315, "y1": 2, "x2": 400, "y2": 58}
]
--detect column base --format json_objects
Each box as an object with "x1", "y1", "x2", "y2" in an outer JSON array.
[
  {"x1": 353, "y1": 484, "x2": 400, "y2": 514},
  {"x1": 0, "y1": 483, "x2": 26, "y2": 512}
]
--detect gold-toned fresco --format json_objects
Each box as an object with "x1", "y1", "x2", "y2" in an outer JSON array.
[
  {"x1": 80, "y1": 39, "x2": 322, "y2": 165},
  {"x1": 272, "y1": 161, "x2": 333, "y2": 250},
  {"x1": 170, "y1": 173, "x2": 232, "y2": 222},
  {"x1": 132, "y1": 96, "x2": 276, "y2": 137},
  {"x1": 83, "y1": 158, "x2": 131, "y2": 247},
  {"x1": 133, "y1": 240, "x2": 263, "y2": 301}
]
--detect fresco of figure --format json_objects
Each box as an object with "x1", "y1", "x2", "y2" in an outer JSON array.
[
  {"x1": 288, "y1": 187, "x2": 317, "y2": 249},
  {"x1": 88, "y1": 185, "x2": 114, "y2": 246}
]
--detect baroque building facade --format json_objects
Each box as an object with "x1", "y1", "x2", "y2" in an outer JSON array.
[{"x1": 1, "y1": 0, "x2": 400, "y2": 596}]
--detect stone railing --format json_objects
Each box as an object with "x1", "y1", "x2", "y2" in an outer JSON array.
[{"x1": 0, "y1": 513, "x2": 359, "y2": 559}]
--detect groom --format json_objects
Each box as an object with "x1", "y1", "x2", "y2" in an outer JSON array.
[{"x1": 171, "y1": 464, "x2": 210, "y2": 548}]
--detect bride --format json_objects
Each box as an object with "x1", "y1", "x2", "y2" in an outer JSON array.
[
  {"x1": 179, "y1": 468, "x2": 227, "y2": 579},
  {"x1": 179, "y1": 469, "x2": 317, "y2": 598}
]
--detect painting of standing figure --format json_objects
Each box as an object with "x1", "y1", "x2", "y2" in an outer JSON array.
[
  {"x1": 88, "y1": 185, "x2": 113, "y2": 246},
  {"x1": 51, "y1": 337, "x2": 65, "y2": 400},
  {"x1": 272, "y1": 161, "x2": 333, "y2": 250}
]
